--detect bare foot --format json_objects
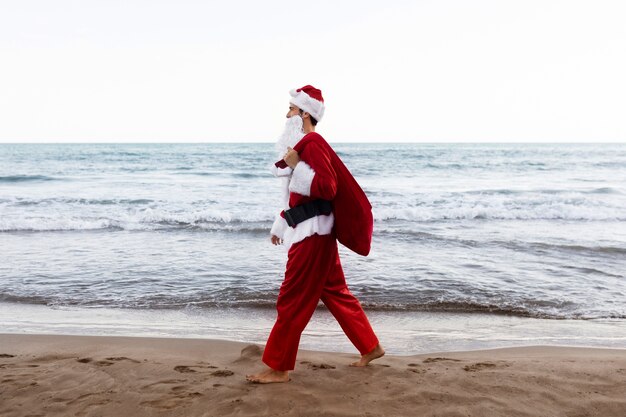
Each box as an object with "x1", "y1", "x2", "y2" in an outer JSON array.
[
  {"x1": 245, "y1": 368, "x2": 290, "y2": 384},
  {"x1": 350, "y1": 344, "x2": 385, "y2": 367}
]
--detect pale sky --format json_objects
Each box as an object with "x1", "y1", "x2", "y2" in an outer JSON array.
[{"x1": 1, "y1": 0, "x2": 625, "y2": 143}]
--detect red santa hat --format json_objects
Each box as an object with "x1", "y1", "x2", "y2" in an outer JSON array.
[{"x1": 289, "y1": 85, "x2": 325, "y2": 122}]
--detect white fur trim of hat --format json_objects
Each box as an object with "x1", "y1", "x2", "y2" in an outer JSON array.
[{"x1": 289, "y1": 85, "x2": 325, "y2": 122}]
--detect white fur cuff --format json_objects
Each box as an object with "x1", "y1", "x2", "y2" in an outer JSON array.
[
  {"x1": 270, "y1": 163, "x2": 293, "y2": 178},
  {"x1": 288, "y1": 161, "x2": 315, "y2": 196},
  {"x1": 270, "y1": 214, "x2": 289, "y2": 239}
]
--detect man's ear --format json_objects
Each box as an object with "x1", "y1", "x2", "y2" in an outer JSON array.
[{"x1": 301, "y1": 112, "x2": 310, "y2": 119}]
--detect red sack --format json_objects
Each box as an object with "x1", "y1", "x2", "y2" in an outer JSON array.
[{"x1": 278, "y1": 133, "x2": 373, "y2": 256}]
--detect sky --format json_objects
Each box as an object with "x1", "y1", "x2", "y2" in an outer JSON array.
[{"x1": 1, "y1": 0, "x2": 625, "y2": 143}]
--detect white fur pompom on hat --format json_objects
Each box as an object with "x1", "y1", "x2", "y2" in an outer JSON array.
[{"x1": 289, "y1": 85, "x2": 325, "y2": 122}]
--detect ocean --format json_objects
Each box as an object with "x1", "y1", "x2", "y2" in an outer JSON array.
[{"x1": 1, "y1": 143, "x2": 625, "y2": 354}]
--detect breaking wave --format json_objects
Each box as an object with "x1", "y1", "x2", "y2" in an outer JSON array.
[{"x1": 1, "y1": 290, "x2": 622, "y2": 320}]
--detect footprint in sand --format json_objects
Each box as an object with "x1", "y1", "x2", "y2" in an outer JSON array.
[
  {"x1": 407, "y1": 364, "x2": 426, "y2": 374},
  {"x1": 171, "y1": 385, "x2": 209, "y2": 399},
  {"x1": 423, "y1": 357, "x2": 462, "y2": 364},
  {"x1": 174, "y1": 365, "x2": 197, "y2": 373},
  {"x1": 307, "y1": 363, "x2": 336, "y2": 370},
  {"x1": 105, "y1": 356, "x2": 141, "y2": 363},
  {"x1": 0, "y1": 354, "x2": 15, "y2": 358},
  {"x1": 463, "y1": 362, "x2": 498, "y2": 372},
  {"x1": 15, "y1": 381, "x2": 39, "y2": 391},
  {"x1": 211, "y1": 370, "x2": 234, "y2": 377},
  {"x1": 197, "y1": 361, "x2": 218, "y2": 369},
  {"x1": 31, "y1": 354, "x2": 75, "y2": 362},
  {"x1": 174, "y1": 364, "x2": 222, "y2": 374},
  {"x1": 76, "y1": 356, "x2": 140, "y2": 366}
]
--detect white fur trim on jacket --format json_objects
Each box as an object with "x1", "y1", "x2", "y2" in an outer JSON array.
[
  {"x1": 289, "y1": 90, "x2": 325, "y2": 122},
  {"x1": 270, "y1": 213, "x2": 289, "y2": 239},
  {"x1": 270, "y1": 163, "x2": 293, "y2": 178},
  {"x1": 288, "y1": 161, "x2": 315, "y2": 196},
  {"x1": 283, "y1": 212, "x2": 335, "y2": 249}
]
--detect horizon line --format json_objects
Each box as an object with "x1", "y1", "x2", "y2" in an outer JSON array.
[{"x1": 1, "y1": 141, "x2": 625, "y2": 145}]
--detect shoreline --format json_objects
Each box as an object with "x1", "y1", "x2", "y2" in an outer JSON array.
[
  {"x1": 2, "y1": 301, "x2": 625, "y2": 355},
  {"x1": 1, "y1": 333, "x2": 625, "y2": 416}
]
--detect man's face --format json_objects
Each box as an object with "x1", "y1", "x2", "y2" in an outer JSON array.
[{"x1": 286, "y1": 104, "x2": 300, "y2": 119}]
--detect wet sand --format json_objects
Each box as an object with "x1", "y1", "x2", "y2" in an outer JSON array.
[{"x1": 1, "y1": 333, "x2": 625, "y2": 417}]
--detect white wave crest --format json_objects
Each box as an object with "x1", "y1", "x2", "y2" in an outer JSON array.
[
  {"x1": 374, "y1": 202, "x2": 626, "y2": 221},
  {"x1": 0, "y1": 208, "x2": 275, "y2": 232}
]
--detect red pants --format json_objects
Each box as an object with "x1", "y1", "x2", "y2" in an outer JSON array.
[{"x1": 262, "y1": 233, "x2": 379, "y2": 371}]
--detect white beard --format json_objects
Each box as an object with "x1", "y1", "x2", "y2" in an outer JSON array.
[
  {"x1": 275, "y1": 115, "x2": 305, "y2": 159},
  {"x1": 270, "y1": 115, "x2": 305, "y2": 212}
]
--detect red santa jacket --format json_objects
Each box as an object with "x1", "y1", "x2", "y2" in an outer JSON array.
[{"x1": 283, "y1": 132, "x2": 373, "y2": 256}]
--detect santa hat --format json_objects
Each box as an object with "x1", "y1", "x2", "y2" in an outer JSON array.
[{"x1": 289, "y1": 85, "x2": 325, "y2": 122}]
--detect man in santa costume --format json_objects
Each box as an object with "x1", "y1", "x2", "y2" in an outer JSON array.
[{"x1": 246, "y1": 85, "x2": 384, "y2": 384}]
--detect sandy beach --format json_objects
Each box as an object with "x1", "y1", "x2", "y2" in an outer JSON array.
[{"x1": 0, "y1": 334, "x2": 625, "y2": 417}]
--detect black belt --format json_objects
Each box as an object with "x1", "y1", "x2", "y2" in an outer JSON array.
[{"x1": 283, "y1": 199, "x2": 333, "y2": 227}]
